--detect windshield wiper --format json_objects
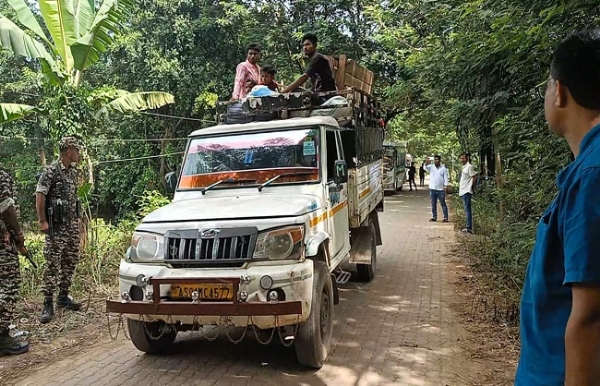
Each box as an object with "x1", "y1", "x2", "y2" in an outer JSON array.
[
  {"x1": 201, "y1": 178, "x2": 257, "y2": 195},
  {"x1": 258, "y1": 171, "x2": 316, "y2": 192}
]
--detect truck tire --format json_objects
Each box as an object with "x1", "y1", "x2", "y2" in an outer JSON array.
[
  {"x1": 356, "y1": 221, "x2": 377, "y2": 282},
  {"x1": 295, "y1": 261, "x2": 334, "y2": 369},
  {"x1": 127, "y1": 318, "x2": 177, "y2": 354}
]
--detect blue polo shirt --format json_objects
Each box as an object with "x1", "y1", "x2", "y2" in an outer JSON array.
[{"x1": 516, "y1": 124, "x2": 600, "y2": 385}]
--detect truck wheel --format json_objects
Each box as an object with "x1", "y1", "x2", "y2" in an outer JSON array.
[
  {"x1": 127, "y1": 318, "x2": 177, "y2": 354},
  {"x1": 356, "y1": 222, "x2": 377, "y2": 282},
  {"x1": 295, "y1": 261, "x2": 334, "y2": 369}
]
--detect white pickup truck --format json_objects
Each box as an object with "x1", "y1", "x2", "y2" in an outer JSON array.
[{"x1": 106, "y1": 57, "x2": 385, "y2": 369}]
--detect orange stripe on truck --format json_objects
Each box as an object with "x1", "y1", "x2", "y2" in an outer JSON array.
[
  {"x1": 358, "y1": 187, "x2": 371, "y2": 199},
  {"x1": 309, "y1": 202, "x2": 347, "y2": 227}
]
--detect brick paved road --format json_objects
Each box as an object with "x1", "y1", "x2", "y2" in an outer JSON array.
[{"x1": 14, "y1": 188, "x2": 493, "y2": 386}]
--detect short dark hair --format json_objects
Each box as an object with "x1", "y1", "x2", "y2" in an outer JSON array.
[
  {"x1": 551, "y1": 30, "x2": 600, "y2": 110},
  {"x1": 434, "y1": 155, "x2": 441, "y2": 161},
  {"x1": 247, "y1": 43, "x2": 261, "y2": 53},
  {"x1": 302, "y1": 33, "x2": 318, "y2": 46},
  {"x1": 459, "y1": 152, "x2": 470, "y2": 158},
  {"x1": 261, "y1": 65, "x2": 276, "y2": 76}
]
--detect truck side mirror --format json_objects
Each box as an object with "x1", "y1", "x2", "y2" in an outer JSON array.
[
  {"x1": 165, "y1": 171, "x2": 177, "y2": 194},
  {"x1": 334, "y1": 160, "x2": 348, "y2": 185}
]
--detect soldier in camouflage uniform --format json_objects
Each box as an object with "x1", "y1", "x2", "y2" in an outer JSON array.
[
  {"x1": 0, "y1": 165, "x2": 30, "y2": 355},
  {"x1": 36, "y1": 137, "x2": 83, "y2": 324}
]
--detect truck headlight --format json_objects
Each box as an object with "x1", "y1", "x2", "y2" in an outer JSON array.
[
  {"x1": 130, "y1": 232, "x2": 164, "y2": 262},
  {"x1": 254, "y1": 226, "x2": 304, "y2": 260}
]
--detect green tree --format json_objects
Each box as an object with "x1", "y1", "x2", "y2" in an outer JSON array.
[{"x1": 0, "y1": 0, "x2": 174, "y2": 139}]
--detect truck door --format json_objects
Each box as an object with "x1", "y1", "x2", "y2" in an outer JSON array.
[{"x1": 325, "y1": 129, "x2": 350, "y2": 262}]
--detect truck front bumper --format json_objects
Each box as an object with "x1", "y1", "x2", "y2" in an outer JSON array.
[{"x1": 105, "y1": 260, "x2": 313, "y2": 329}]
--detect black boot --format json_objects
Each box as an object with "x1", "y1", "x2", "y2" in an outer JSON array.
[
  {"x1": 0, "y1": 330, "x2": 29, "y2": 356},
  {"x1": 39, "y1": 296, "x2": 54, "y2": 324},
  {"x1": 57, "y1": 292, "x2": 82, "y2": 311}
]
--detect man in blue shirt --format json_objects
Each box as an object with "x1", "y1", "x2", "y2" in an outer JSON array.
[{"x1": 516, "y1": 30, "x2": 600, "y2": 385}]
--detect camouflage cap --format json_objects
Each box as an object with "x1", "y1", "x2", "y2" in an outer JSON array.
[{"x1": 59, "y1": 136, "x2": 82, "y2": 151}]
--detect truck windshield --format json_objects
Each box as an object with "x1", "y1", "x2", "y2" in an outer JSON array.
[
  {"x1": 179, "y1": 127, "x2": 320, "y2": 190},
  {"x1": 383, "y1": 147, "x2": 395, "y2": 171}
]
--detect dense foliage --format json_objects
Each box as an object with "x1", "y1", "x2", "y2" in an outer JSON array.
[{"x1": 376, "y1": 0, "x2": 589, "y2": 311}]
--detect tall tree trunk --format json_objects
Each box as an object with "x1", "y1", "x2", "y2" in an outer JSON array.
[
  {"x1": 37, "y1": 124, "x2": 47, "y2": 166},
  {"x1": 479, "y1": 149, "x2": 486, "y2": 178},
  {"x1": 159, "y1": 118, "x2": 184, "y2": 190},
  {"x1": 78, "y1": 150, "x2": 94, "y2": 254},
  {"x1": 492, "y1": 125, "x2": 504, "y2": 221}
]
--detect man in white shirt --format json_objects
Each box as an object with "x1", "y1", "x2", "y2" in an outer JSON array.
[
  {"x1": 459, "y1": 152, "x2": 478, "y2": 233},
  {"x1": 423, "y1": 155, "x2": 449, "y2": 222}
]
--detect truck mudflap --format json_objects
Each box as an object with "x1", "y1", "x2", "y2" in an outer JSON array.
[
  {"x1": 349, "y1": 225, "x2": 372, "y2": 265},
  {"x1": 349, "y1": 212, "x2": 381, "y2": 265},
  {"x1": 105, "y1": 277, "x2": 303, "y2": 317}
]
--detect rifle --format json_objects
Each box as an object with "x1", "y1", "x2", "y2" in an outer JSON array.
[
  {"x1": 47, "y1": 206, "x2": 54, "y2": 239},
  {"x1": 8, "y1": 231, "x2": 38, "y2": 269},
  {"x1": 23, "y1": 248, "x2": 38, "y2": 269}
]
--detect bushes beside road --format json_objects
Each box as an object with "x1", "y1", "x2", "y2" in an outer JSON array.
[{"x1": 18, "y1": 190, "x2": 169, "y2": 300}]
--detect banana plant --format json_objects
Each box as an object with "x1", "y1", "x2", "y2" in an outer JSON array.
[{"x1": 0, "y1": 0, "x2": 175, "y2": 123}]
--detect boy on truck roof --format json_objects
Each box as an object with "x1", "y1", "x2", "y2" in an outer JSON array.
[
  {"x1": 281, "y1": 33, "x2": 337, "y2": 94},
  {"x1": 261, "y1": 65, "x2": 281, "y2": 92}
]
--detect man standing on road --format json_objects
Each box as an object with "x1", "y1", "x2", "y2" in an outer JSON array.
[
  {"x1": 408, "y1": 162, "x2": 418, "y2": 191},
  {"x1": 231, "y1": 44, "x2": 262, "y2": 101},
  {"x1": 419, "y1": 162, "x2": 425, "y2": 186},
  {"x1": 0, "y1": 166, "x2": 29, "y2": 355},
  {"x1": 423, "y1": 155, "x2": 449, "y2": 222},
  {"x1": 458, "y1": 152, "x2": 477, "y2": 233},
  {"x1": 516, "y1": 30, "x2": 600, "y2": 386},
  {"x1": 36, "y1": 137, "x2": 83, "y2": 324}
]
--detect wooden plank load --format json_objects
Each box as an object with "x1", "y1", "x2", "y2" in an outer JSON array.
[{"x1": 328, "y1": 54, "x2": 374, "y2": 96}]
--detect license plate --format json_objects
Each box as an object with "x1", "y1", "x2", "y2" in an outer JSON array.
[{"x1": 170, "y1": 283, "x2": 234, "y2": 301}]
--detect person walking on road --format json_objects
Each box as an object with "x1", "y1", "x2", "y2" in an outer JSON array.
[
  {"x1": 419, "y1": 162, "x2": 425, "y2": 186},
  {"x1": 408, "y1": 162, "x2": 418, "y2": 191},
  {"x1": 516, "y1": 30, "x2": 600, "y2": 386},
  {"x1": 458, "y1": 152, "x2": 477, "y2": 233},
  {"x1": 423, "y1": 155, "x2": 449, "y2": 222}
]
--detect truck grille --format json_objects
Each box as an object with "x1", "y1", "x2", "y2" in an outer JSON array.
[{"x1": 164, "y1": 227, "x2": 258, "y2": 267}]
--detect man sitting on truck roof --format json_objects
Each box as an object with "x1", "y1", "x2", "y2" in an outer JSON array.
[
  {"x1": 261, "y1": 65, "x2": 281, "y2": 92},
  {"x1": 281, "y1": 33, "x2": 337, "y2": 94},
  {"x1": 231, "y1": 43, "x2": 262, "y2": 101}
]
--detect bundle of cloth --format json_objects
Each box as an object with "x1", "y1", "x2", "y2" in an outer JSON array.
[{"x1": 248, "y1": 85, "x2": 277, "y2": 97}]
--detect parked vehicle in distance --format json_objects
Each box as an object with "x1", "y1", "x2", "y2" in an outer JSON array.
[{"x1": 383, "y1": 141, "x2": 407, "y2": 194}]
